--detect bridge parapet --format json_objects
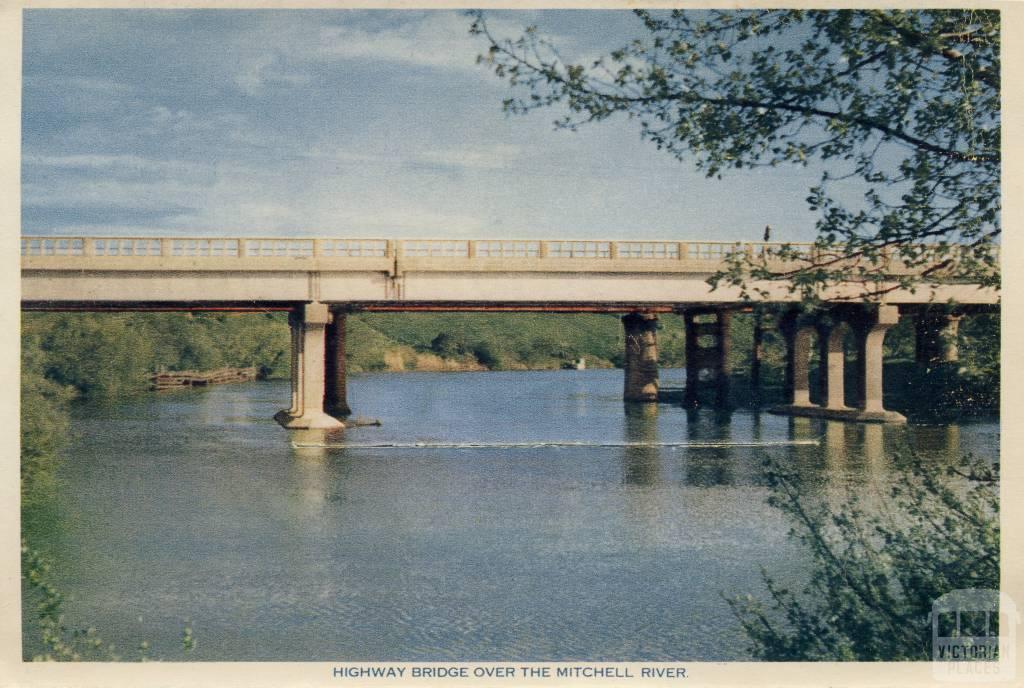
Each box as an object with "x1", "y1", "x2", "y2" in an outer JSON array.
[
  {"x1": 25, "y1": 235, "x2": 989, "y2": 274},
  {"x1": 23, "y1": 235, "x2": 820, "y2": 276},
  {"x1": 21, "y1": 236, "x2": 392, "y2": 259}
]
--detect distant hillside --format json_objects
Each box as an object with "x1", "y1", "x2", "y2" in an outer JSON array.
[{"x1": 347, "y1": 312, "x2": 690, "y2": 372}]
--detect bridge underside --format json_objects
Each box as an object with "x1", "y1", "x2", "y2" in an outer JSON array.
[
  {"x1": 21, "y1": 300, "x2": 748, "y2": 313},
  {"x1": 18, "y1": 299, "x2": 1000, "y2": 315},
  {"x1": 22, "y1": 298, "x2": 994, "y2": 428}
]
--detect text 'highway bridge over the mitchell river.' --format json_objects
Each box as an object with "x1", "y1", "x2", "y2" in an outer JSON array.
[{"x1": 21, "y1": 235, "x2": 998, "y2": 428}]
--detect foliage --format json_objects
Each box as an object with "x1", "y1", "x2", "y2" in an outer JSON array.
[
  {"x1": 726, "y1": 452, "x2": 999, "y2": 660},
  {"x1": 22, "y1": 541, "x2": 195, "y2": 661},
  {"x1": 471, "y1": 340, "x2": 501, "y2": 368},
  {"x1": 22, "y1": 312, "x2": 291, "y2": 398},
  {"x1": 470, "y1": 9, "x2": 1000, "y2": 299},
  {"x1": 355, "y1": 312, "x2": 689, "y2": 369},
  {"x1": 960, "y1": 311, "x2": 1000, "y2": 383},
  {"x1": 22, "y1": 541, "x2": 124, "y2": 661},
  {"x1": 21, "y1": 332, "x2": 75, "y2": 505}
]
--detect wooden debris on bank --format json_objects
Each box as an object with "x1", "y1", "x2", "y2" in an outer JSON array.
[{"x1": 150, "y1": 367, "x2": 259, "y2": 390}]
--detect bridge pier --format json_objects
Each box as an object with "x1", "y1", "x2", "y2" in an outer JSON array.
[
  {"x1": 851, "y1": 306, "x2": 905, "y2": 421},
  {"x1": 286, "y1": 309, "x2": 301, "y2": 416},
  {"x1": 622, "y1": 312, "x2": 659, "y2": 402},
  {"x1": 816, "y1": 320, "x2": 850, "y2": 411},
  {"x1": 682, "y1": 308, "x2": 732, "y2": 408},
  {"x1": 750, "y1": 309, "x2": 765, "y2": 404},
  {"x1": 914, "y1": 310, "x2": 962, "y2": 364},
  {"x1": 275, "y1": 302, "x2": 344, "y2": 430},
  {"x1": 325, "y1": 311, "x2": 351, "y2": 418},
  {"x1": 772, "y1": 305, "x2": 906, "y2": 423},
  {"x1": 779, "y1": 313, "x2": 814, "y2": 408}
]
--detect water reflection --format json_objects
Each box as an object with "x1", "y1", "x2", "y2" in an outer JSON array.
[
  {"x1": 622, "y1": 403, "x2": 660, "y2": 486},
  {"x1": 861, "y1": 423, "x2": 885, "y2": 469},
  {"x1": 911, "y1": 424, "x2": 962, "y2": 461},
  {"x1": 824, "y1": 421, "x2": 848, "y2": 467},
  {"x1": 29, "y1": 372, "x2": 994, "y2": 662},
  {"x1": 683, "y1": 409, "x2": 735, "y2": 487},
  {"x1": 289, "y1": 428, "x2": 333, "y2": 515}
]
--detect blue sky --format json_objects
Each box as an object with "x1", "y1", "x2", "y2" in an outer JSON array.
[{"x1": 22, "y1": 9, "x2": 830, "y2": 241}]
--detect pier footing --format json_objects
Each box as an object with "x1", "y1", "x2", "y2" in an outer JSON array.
[
  {"x1": 274, "y1": 409, "x2": 344, "y2": 430},
  {"x1": 768, "y1": 404, "x2": 906, "y2": 424}
]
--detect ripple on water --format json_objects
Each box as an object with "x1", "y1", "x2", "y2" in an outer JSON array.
[{"x1": 29, "y1": 371, "x2": 996, "y2": 661}]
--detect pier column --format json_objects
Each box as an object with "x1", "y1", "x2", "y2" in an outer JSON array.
[
  {"x1": 915, "y1": 312, "x2": 962, "y2": 364},
  {"x1": 622, "y1": 313, "x2": 659, "y2": 402},
  {"x1": 814, "y1": 322, "x2": 830, "y2": 406},
  {"x1": 852, "y1": 305, "x2": 906, "y2": 422},
  {"x1": 791, "y1": 327, "x2": 814, "y2": 407},
  {"x1": 324, "y1": 311, "x2": 351, "y2": 418},
  {"x1": 716, "y1": 311, "x2": 732, "y2": 407},
  {"x1": 683, "y1": 309, "x2": 732, "y2": 408},
  {"x1": 750, "y1": 309, "x2": 764, "y2": 404},
  {"x1": 780, "y1": 312, "x2": 814, "y2": 408},
  {"x1": 287, "y1": 310, "x2": 300, "y2": 415},
  {"x1": 275, "y1": 303, "x2": 344, "y2": 430},
  {"x1": 821, "y1": 323, "x2": 849, "y2": 410}
]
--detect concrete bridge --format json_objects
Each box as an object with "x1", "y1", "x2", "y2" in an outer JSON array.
[{"x1": 21, "y1": 235, "x2": 998, "y2": 428}]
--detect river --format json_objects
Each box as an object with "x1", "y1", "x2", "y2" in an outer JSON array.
[{"x1": 22, "y1": 369, "x2": 999, "y2": 661}]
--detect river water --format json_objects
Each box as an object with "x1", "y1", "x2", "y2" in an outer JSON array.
[{"x1": 23, "y1": 369, "x2": 998, "y2": 661}]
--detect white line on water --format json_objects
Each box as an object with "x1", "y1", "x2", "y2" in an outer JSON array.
[{"x1": 290, "y1": 440, "x2": 821, "y2": 449}]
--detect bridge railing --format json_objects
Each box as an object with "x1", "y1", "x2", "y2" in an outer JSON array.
[
  {"x1": 394, "y1": 239, "x2": 816, "y2": 262},
  {"x1": 21, "y1": 237, "x2": 393, "y2": 259},
  {"x1": 23, "y1": 237, "x2": 992, "y2": 274},
  {"x1": 23, "y1": 236, "x2": 819, "y2": 262}
]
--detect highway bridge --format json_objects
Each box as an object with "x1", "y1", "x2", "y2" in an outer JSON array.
[{"x1": 21, "y1": 235, "x2": 998, "y2": 427}]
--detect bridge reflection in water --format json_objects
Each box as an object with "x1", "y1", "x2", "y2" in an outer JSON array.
[
  {"x1": 28, "y1": 372, "x2": 992, "y2": 661},
  {"x1": 287, "y1": 406, "x2": 971, "y2": 495}
]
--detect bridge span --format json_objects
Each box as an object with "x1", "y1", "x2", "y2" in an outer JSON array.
[{"x1": 21, "y1": 235, "x2": 998, "y2": 427}]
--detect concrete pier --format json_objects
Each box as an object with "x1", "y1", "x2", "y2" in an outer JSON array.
[
  {"x1": 324, "y1": 311, "x2": 351, "y2": 418},
  {"x1": 286, "y1": 310, "x2": 301, "y2": 416},
  {"x1": 852, "y1": 305, "x2": 906, "y2": 421},
  {"x1": 773, "y1": 305, "x2": 906, "y2": 423},
  {"x1": 914, "y1": 311, "x2": 962, "y2": 364},
  {"x1": 818, "y1": 322, "x2": 850, "y2": 411},
  {"x1": 622, "y1": 312, "x2": 659, "y2": 402},
  {"x1": 779, "y1": 311, "x2": 814, "y2": 408},
  {"x1": 275, "y1": 302, "x2": 345, "y2": 430},
  {"x1": 750, "y1": 310, "x2": 764, "y2": 404},
  {"x1": 683, "y1": 308, "x2": 732, "y2": 408}
]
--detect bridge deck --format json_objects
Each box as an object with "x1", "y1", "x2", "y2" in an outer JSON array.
[{"x1": 21, "y1": 235, "x2": 998, "y2": 308}]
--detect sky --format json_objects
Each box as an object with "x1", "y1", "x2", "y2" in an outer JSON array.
[{"x1": 21, "y1": 9, "x2": 832, "y2": 242}]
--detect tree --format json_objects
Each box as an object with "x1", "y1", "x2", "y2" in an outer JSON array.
[
  {"x1": 725, "y1": 451, "x2": 999, "y2": 660},
  {"x1": 469, "y1": 10, "x2": 999, "y2": 300}
]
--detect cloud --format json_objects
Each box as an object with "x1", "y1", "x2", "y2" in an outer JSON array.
[
  {"x1": 235, "y1": 52, "x2": 314, "y2": 97},
  {"x1": 23, "y1": 177, "x2": 207, "y2": 211},
  {"x1": 311, "y1": 12, "x2": 553, "y2": 74},
  {"x1": 66, "y1": 76, "x2": 134, "y2": 94},
  {"x1": 315, "y1": 12, "x2": 478, "y2": 71},
  {"x1": 415, "y1": 143, "x2": 524, "y2": 171},
  {"x1": 23, "y1": 153, "x2": 205, "y2": 179},
  {"x1": 305, "y1": 142, "x2": 528, "y2": 172}
]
